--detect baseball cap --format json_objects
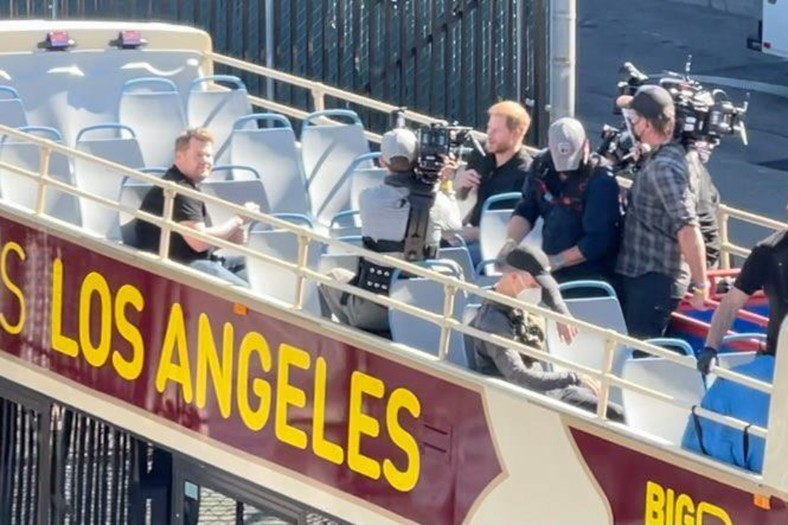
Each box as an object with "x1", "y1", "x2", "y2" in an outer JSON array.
[
  {"x1": 502, "y1": 245, "x2": 570, "y2": 315},
  {"x1": 381, "y1": 128, "x2": 418, "y2": 169},
  {"x1": 616, "y1": 85, "x2": 675, "y2": 121},
  {"x1": 548, "y1": 117, "x2": 586, "y2": 172}
]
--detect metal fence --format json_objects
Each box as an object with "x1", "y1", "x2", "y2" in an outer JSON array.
[
  {"x1": 0, "y1": 384, "x2": 137, "y2": 525},
  {"x1": 0, "y1": 0, "x2": 550, "y2": 142},
  {"x1": 0, "y1": 376, "x2": 345, "y2": 524}
]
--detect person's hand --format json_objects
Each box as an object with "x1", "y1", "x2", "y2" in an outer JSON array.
[
  {"x1": 689, "y1": 283, "x2": 709, "y2": 311},
  {"x1": 455, "y1": 168, "x2": 481, "y2": 191},
  {"x1": 227, "y1": 224, "x2": 246, "y2": 244},
  {"x1": 557, "y1": 323, "x2": 578, "y2": 345},
  {"x1": 696, "y1": 346, "x2": 718, "y2": 375},
  {"x1": 439, "y1": 156, "x2": 461, "y2": 182},
  {"x1": 578, "y1": 374, "x2": 601, "y2": 397},
  {"x1": 240, "y1": 202, "x2": 260, "y2": 225}
]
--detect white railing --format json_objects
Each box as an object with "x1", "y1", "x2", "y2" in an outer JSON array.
[
  {"x1": 0, "y1": 118, "x2": 777, "y2": 459},
  {"x1": 0, "y1": 52, "x2": 783, "y2": 474},
  {"x1": 211, "y1": 49, "x2": 787, "y2": 267},
  {"x1": 719, "y1": 204, "x2": 788, "y2": 269},
  {"x1": 209, "y1": 52, "x2": 495, "y2": 149}
]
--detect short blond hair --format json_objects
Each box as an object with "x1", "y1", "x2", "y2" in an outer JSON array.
[
  {"x1": 488, "y1": 101, "x2": 531, "y2": 133},
  {"x1": 175, "y1": 128, "x2": 214, "y2": 153}
]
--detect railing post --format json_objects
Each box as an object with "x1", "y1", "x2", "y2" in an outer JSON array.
[
  {"x1": 311, "y1": 85, "x2": 326, "y2": 113},
  {"x1": 293, "y1": 233, "x2": 310, "y2": 310},
  {"x1": 159, "y1": 188, "x2": 176, "y2": 260},
  {"x1": 719, "y1": 206, "x2": 731, "y2": 270},
  {"x1": 35, "y1": 146, "x2": 53, "y2": 217},
  {"x1": 437, "y1": 284, "x2": 457, "y2": 361},
  {"x1": 596, "y1": 333, "x2": 617, "y2": 421}
]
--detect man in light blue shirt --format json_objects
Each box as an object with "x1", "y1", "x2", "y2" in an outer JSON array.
[{"x1": 682, "y1": 355, "x2": 774, "y2": 473}]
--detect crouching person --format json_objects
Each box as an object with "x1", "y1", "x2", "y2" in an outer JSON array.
[{"x1": 468, "y1": 244, "x2": 625, "y2": 422}]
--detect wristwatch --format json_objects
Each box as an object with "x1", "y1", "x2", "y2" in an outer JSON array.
[{"x1": 690, "y1": 280, "x2": 708, "y2": 295}]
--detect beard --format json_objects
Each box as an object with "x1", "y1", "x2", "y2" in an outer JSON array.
[{"x1": 486, "y1": 141, "x2": 509, "y2": 155}]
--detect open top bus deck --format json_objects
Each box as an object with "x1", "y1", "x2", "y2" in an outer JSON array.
[{"x1": 0, "y1": 20, "x2": 786, "y2": 525}]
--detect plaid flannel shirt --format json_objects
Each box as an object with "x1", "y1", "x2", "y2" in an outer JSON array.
[{"x1": 616, "y1": 142, "x2": 698, "y2": 279}]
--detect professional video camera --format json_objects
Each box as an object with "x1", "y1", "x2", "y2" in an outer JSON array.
[
  {"x1": 600, "y1": 58, "x2": 749, "y2": 173},
  {"x1": 390, "y1": 108, "x2": 486, "y2": 181}
]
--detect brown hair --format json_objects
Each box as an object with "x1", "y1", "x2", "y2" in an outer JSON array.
[
  {"x1": 175, "y1": 128, "x2": 214, "y2": 153},
  {"x1": 488, "y1": 100, "x2": 531, "y2": 133}
]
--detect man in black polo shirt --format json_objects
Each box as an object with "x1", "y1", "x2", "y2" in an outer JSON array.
[
  {"x1": 697, "y1": 226, "x2": 788, "y2": 373},
  {"x1": 136, "y1": 128, "x2": 255, "y2": 286},
  {"x1": 452, "y1": 100, "x2": 533, "y2": 265}
]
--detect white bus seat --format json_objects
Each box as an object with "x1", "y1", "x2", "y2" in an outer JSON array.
[
  {"x1": 713, "y1": 351, "x2": 758, "y2": 376},
  {"x1": 436, "y1": 247, "x2": 475, "y2": 281},
  {"x1": 545, "y1": 285, "x2": 628, "y2": 404},
  {"x1": 0, "y1": 86, "x2": 28, "y2": 128},
  {"x1": 75, "y1": 124, "x2": 145, "y2": 239},
  {"x1": 324, "y1": 235, "x2": 363, "y2": 255},
  {"x1": 329, "y1": 207, "x2": 366, "y2": 238},
  {"x1": 621, "y1": 356, "x2": 706, "y2": 445},
  {"x1": 187, "y1": 76, "x2": 253, "y2": 164},
  {"x1": 327, "y1": 160, "x2": 385, "y2": 238},
  {"x1": 229, "y1": 113, "x2": 310, "y2": 215},
  {"x1": 462, "y1": 303, "x2": 483, "y2": 371},
  {"x1": 117, "y1": 179, "x2": 153, "y2": 246},
  {"x1": 389, "y1": 261, "x2": 468, "y2": 367},
  {"x1": 246, "y1": 216, "x2": 321, "y2": 314},
  {"x1": 209, "y1": 164, "x2": 261, "y2": 182},
  {"x1": 705, "y1": 333, "x2": 765, "y2": 387},
  {"x1": 318, "y1": 253, "x2": 359, "y2": 275},
  {"x1": 0, "y1": 50, "x2": 200, "y2": 145},
  {"x1": 118, "y1": 78, "x2": 187, "y2": 168},
  {"x1": 643, "y1": 338, "x2": 694, "y2": 357},
  {"x1": 0, "y1": 126, "x2": 80, "y2": 226},
  {"x1": 301, "y1": 110, "x2": 371, "y2": 229},
  {"x1": 200, "y1": 179, "x2": 271, "y2": 227},
  {"x1": 477, "y1": 192, "x2": 543, "y2": 275}
]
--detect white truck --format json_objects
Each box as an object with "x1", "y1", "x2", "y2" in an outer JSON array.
[{"x1": 751, "y1": 0, "x2": 788, "y2": 58}]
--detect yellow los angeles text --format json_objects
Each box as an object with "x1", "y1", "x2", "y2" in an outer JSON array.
[
  {"x1": 0, "y1": 241, "x2": 27, "y2": 336},
  {"x1": 47, "y1": 256, "x2": 421, "y2": 492}
]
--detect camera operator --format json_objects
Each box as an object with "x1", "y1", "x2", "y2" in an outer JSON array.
[
  {"x1": 450, "y1": 101, "x2": 533, "y2": 266},
  {"x1": 496, "y1": 117, "x2": 621, "y2": 287},
  {"x1": 615, "y1": 85, "x2": 709, "y2": 339},
  {"x1": 318, "y1": 127, "x2": 462, "y2": 336}
]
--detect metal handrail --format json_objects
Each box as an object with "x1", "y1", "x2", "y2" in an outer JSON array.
[
  {"x1": 212, "y1": 48, "x2": 786, "y2": 276},
  {"x1": 718, "y1": 204, "x2": 788, "y2": 269},
  {"x1": 0, "y1": 55, "x2": 781, "y2": 448}
]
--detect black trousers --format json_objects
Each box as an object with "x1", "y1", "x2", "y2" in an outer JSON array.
[{"x1": 617, "y1": 272, "x2": 682, "y2": 341}]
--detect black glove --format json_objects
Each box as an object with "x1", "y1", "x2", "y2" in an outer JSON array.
[{"x1": 697, "y1": 346, "x2": 718, "y2": 375}]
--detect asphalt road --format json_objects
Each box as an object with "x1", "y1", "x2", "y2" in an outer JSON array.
[{"x1": 577, "y1": 0, "x2": 788, "y2": 248}]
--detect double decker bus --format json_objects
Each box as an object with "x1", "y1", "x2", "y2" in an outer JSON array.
[{"x1": 0, "y1": 20, "x2": 786, "y2": 525}]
